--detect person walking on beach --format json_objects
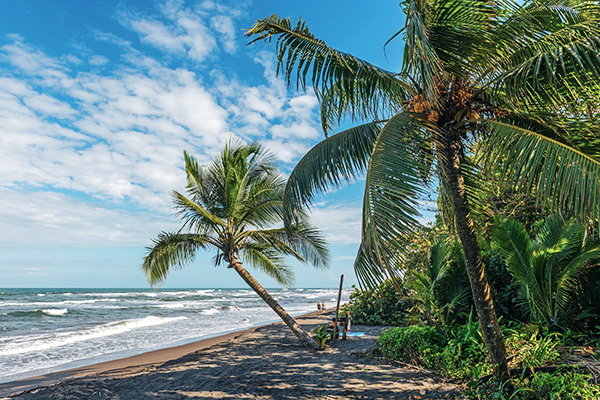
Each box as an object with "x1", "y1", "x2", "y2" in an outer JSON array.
[
  {"x1": 317, "y1": 302, "x2": 322, "y2": 315},
  {"x1": 322, "y1": 302, "x2": 326, "y2": 313}
]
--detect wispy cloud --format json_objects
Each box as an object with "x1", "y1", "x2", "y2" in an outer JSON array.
[{"x1": 0, "y1": 1, "x2": 330, "y2": 248}]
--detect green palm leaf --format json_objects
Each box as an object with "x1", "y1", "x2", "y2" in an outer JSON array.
[
  {"x1": 142, "y1": 232, "x2": 211, "y2": 286},
  {"x1": 283, "y1": 122, "x2": 381, "y2": 226},
  {"x1": 485, "y1": 120, "x2": 600, "y2": 220}
]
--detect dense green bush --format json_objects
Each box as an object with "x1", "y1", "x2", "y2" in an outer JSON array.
[
  {"x1": 378, "y1": 322, "x2": 491, "y2": 379},
  {"x1": 379, "y1": 322, "x2": 600, "y2": 398},
  {"x1": 342, "y1": 280, "x2": 413, "y2": 326},
  {"x1": 378, "y1": 326, "x2": 447, "y2": 370},
  {"x1": 468, "y1": 369, "x2": 600, "y2": 399}
]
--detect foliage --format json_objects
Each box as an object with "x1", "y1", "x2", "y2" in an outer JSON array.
[
  {"x1": 247, "y1": 1, "x2": 600, "y2": 377},
  {"x1": 378, "y1": 321, "x2": 584, "y2": 382},
  {"x1": 467, "y1": 369, "x2": 600, "y2": 400},
  {"x1": 483, "y1": 250, "x2": 522, "y2": 323},
  {"x1": 141, "y1": 140, "x2": 328, "y2": 348},
  {"x1": 493, "y1": 213, "x2": 600, "y2": 328},
  {"x1": 311, "y1": 324, "x2": 330, "y2": 350},
  {"x1": 407, "y1": 235, "x2": 472, "y2": 327},
  {"x1": 378, "y1": 319, "x2": 492, "y2": 380},
  {"x1": 378, "y1": 326, "x2": 448, "y2": 371},
  {"x1": 342, "y1": 281, "x2": 413, "y2": 326},
  {"x1": 142, "y1": 139, "x2": 328, "y2": 286}
]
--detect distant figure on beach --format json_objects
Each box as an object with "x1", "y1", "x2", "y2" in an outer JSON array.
[
  {"x1": 322, "y1": 302, "x2": 326, "y2": 313},
  {"x1": 317, "y1": 302, "x2": 321, "y2": 314}
]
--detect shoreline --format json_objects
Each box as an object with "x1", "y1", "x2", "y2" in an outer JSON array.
[{"x1": 0, "y1": 310, "x2": 319, "y2": 397}]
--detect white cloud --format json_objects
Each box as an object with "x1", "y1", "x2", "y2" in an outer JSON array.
[
  {"x1": 0, "y1": 189, "x2": 179, "y2": 248},
  {"x1": 0, "y1": 1, "x2": 325, "y2": 249},
  {"x1": 115, "y1": 1, "x2": 218, "y2": 62},
  {"x1": 309, "y1": 203, "x2": 363, "y2": 245},
  {"x1": 89, "y1": 55, "x2": 109, "y2": 66}
]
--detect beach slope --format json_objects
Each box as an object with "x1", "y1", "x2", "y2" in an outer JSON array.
[{"x1": 2, "y1": 312, "x2": 460, "y2": 399}]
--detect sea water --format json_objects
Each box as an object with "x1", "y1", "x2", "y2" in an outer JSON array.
[{"x1": 0, "y1": 288, "x2": 349, "y2": 383}]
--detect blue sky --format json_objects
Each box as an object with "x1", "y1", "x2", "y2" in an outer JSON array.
[{"x1": 0, "y1": 0, "x2": 427, "y2": 288}]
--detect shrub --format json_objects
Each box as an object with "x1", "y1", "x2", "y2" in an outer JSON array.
[
  {"x1": 378, "y1": 325, "x2": 447, "y2": 370},
  {"x1": 343, "y1": 281, "x2": 413, "y2": 326},
  {"x1": 378, "y1": 322, "x2": 491, "y2": 379},
  {"x1": 467, "y1": 370, "x2": 600, "y2": 399}
]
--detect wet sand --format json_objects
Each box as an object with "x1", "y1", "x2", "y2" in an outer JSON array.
[{"x1": 2, "y1": 311, "x2": 461, "y2": 399}]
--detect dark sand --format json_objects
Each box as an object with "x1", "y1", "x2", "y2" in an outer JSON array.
[{"x1": 2, "y1": 311, "x2": 461, "y2": 399}]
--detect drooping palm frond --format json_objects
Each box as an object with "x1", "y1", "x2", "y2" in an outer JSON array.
[
  {"x1": 319, "y1": 77, "x2": 412, "y2": 135},
  {"x1": 362, "y1": 113, "x2": 432, "y2": 251},
  {"x1": 246, "y1": 15, "x2": 407, "y2": 122},
  {"x1": 142, "y1": 232, "x2": 212, "y2": 286},
  {"x1": 488, "y1": 0, "x2": 600, "y2": 110},
  {"x1": 400, "y1": 0, "x2": 445, "y2": 105},
  {"x1": 282, "y1": 122, "x2": 381, "y2": 226},
  {"x1": 356, "y1": 112, "x2": 434, "y2": 288},
  {"x1": 484, "y1": 120, "x2": 600, "y2": 221},
  {"x1": 241, "y1": 244, "x2": 295, "y2": 287}
]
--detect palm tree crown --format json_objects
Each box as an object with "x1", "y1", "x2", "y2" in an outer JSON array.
[
  {"x1": 247, "y1": 0, "x2": 600, "y2": 377},
  {"x1": 143, "y1": 140, "x2": 329, "y2": 348}
]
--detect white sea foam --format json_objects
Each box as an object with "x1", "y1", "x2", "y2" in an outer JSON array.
[
  {"x1": 39, "y1": 309, "x2": 68, "y2": 316},
  {"x1": 199, "y1": 309, "x2": 219, "y2": 315},
  {"x1": 155, "y1": 304, "x2": 185, "y2": 309},
  {"x1": 37, "y1": 294, "x2": 45, "y2": 297},
  {"x1": 2, "y1": 299, "x2": 119, "y2": 307},
  {"x1": 0, "y1": 315, "x2": 187, "y2": 356}
]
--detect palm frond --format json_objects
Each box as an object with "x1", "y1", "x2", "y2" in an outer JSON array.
[
  {"x1": 142, "y1": 232, "x2": 211, "y2": 286},
  {"x1": 246, "y1": 15, "x2": 404, "y2": 119},
  {"x1": 485, "y1": 120, "x2": 600, "y2": 221},
  {"x1": 489, "y1": 1, "x2": 600, "y2": 109},
  {"x1": 352, "y1": 242, "x2": 394, "y2": 290},
  {"x1": 401, "y1": 0, "x2": 444, "y2": 105},
  {"x1": 172, "y1": 191, "x2": 226, "y2": 233},
  {"x1": 319, "y1": 77, "x2": 412, "y2": 135},
  {"x1": 241, "y1": 244, "x2": 295, "y2": 287},
  {"x1": 283, "y1": 122, "x2": 381, "y2": 227},
  {"x1": 361, "y1": 112, "x2": 432, "y2": 261}
]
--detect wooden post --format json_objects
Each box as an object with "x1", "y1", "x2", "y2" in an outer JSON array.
[{"x1": 332, "y1": 274, "x2": 344, "y2": 344}]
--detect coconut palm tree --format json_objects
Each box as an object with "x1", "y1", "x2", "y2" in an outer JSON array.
[
  {"x1": 246, "y1": 1, "x2": 600, "y2": 377},
  {"x1": 493, "y1": 213, "x2": 600, "y2": 328},
  {"x1": 142, "y1": 140, "x2": 329, "y2": 349}
]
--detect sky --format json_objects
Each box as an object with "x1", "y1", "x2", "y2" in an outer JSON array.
[{"x1": 0, "y1": 0, "x2": 417, "y2": 289}]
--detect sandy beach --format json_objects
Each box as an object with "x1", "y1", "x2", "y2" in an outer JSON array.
[{"x1": 1, "y1": 311, "x2": 461, "y2": 399}]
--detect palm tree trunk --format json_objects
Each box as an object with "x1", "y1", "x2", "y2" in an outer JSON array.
[
  {"x1": 442, "y1": 130, "x2": 510, "y2": 379},
  {"x1": 229, "y1": 257, "x2": 319, "y2": 349}
]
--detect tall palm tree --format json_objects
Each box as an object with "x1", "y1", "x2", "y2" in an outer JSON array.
[
  {"x1": 142, "y1": 140, "x2": 329, "y2": 349},
  {"x1": 246, "y1": 1, "x2": 600, "y2": 377},
  {"x1": 493, "y1": 213, "x2": 600, "y2": 328}
]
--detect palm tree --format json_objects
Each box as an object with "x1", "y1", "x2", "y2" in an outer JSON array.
[
  {"x1": 493, "y1": 213, "x2": 600, "y2": 328},
  {"x1": 246, "y1": 1, "x2": 600, "y2": 377},
  {"x1": 142, "y1": 140, "x2": 329, "y2": 349}
]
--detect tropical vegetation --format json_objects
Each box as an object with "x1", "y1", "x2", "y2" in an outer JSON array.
[
  {"x1": 142, "y1": 140, "x2": 330, "y2": 348},
  {"x1": 247, "y1": 0, "x2": 600, "y2": 378}
]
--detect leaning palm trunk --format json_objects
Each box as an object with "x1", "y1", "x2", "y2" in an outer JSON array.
[
  {"x1": 143, "y1": 142, "x2": 329, "y2": 350},
  {"x1": 442, "y1": 132, "x2": 509, "y2": 378},
  {"x1": 229, "y1": 257, "x2": 319, "y2": 349}
]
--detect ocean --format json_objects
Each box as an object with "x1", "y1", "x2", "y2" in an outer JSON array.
[{"x1": 0, "y1": 287, "x2": 350, "y2": 384}]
